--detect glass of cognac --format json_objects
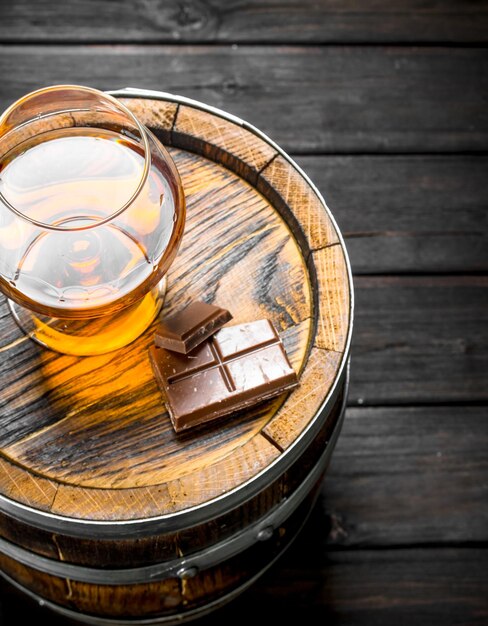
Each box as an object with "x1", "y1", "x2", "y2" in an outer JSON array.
[{"x1": 0, "y1": 85, "x2": 185, "y2": 356}]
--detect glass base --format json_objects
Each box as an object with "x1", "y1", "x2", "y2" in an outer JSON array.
[{"x1": 8, "y1": 277, "x2": 167, "y2": 357}]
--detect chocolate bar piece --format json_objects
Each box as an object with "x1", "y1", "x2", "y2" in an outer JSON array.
[
  {"x1": 150, "y1": 319, "x2": 298, "y2": 432},
  {"x1": 155, "y1": 301, "x2": 232, "y2": 354}
]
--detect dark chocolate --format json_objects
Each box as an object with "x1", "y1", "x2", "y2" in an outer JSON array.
[
  {"x1": 149, "y1": 319, "x2": 298, "y2": 432},
  {"x1": 154, "y1": 301, "x2": 232, "y2": 354}
]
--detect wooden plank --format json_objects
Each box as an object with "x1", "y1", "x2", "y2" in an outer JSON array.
[
  {"x1": 321, "y1": 406, "x2": 488, "y2": 547},
  {"x1": 0, "y1": 46, "x2": 487, "y2": 153},
  {"x1": 295, "y1": 155, "x2": 488, "y2": 274},
  {"x1": 1, "y1": 547, "x2": 487, "y2": 624},
  {"x1": 0, "y1": 1, "x2": 486, "y2": 44},
  {"x1": 349, "y1": 276, "x2": 488, "y2": 404},
  {"x1": 220, "y1": 547, "x2": 488, "y2": 625}
]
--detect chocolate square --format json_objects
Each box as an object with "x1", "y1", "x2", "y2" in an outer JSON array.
[{"x1": 150, "y1": 319, "x2": 298, "y2": 432}]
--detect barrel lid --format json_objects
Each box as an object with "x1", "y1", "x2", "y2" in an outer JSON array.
[{"x1": 0, "y1": 90, "x2": 353, "y2": 533}]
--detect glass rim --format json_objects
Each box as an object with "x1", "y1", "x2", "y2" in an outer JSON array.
[{"x1": 0, "y1": 84, "x2": 151, "y2": 232}]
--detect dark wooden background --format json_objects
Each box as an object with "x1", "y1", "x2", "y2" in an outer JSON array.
[{"x1": 0, "y1": 1, "x2": 487, "y2": 624}]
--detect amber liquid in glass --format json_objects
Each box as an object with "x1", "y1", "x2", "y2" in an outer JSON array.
[{"x1": 0, "y1": 128, "x2": 176, "y2": 354}]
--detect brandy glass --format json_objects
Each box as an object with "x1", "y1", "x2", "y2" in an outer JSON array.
[{"x1": 0, "y1": 85, "x2": 185, "y2": 356}]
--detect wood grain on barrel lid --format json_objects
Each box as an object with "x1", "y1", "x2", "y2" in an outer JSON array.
[
  {"x1": 313, "y1": 243, "x2": 351, "y2": 353},
  {"x1": 0, "y1": 95, "x2": 350, "y2": 521},
  {"x1": 258, "y1": 154, "x2": 340, "y2": 252},
  {"x1": 0, "y1": 455, "x2": 56, "y2": 511},
  {"x1": 262, "y1": 348, "x2": 343, "y2": 451},
  {"x1": 50, "y1": 435, "x2": 279, "y2": 519},
  {"x1": 119, "y1": 97, "x2": 178, "y2": 143},
  {"x1": 173, "y1": 105, "x2": 277, "y2": 185}
]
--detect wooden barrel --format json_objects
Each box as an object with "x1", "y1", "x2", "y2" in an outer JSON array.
[{"x1": 0, "y1": 90, "x2": 353, "y2": 624}]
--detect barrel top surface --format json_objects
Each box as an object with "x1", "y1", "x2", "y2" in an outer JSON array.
[{"x1": 0, "y1": 92, "x2": 352, "y2": 523}]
